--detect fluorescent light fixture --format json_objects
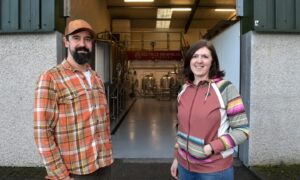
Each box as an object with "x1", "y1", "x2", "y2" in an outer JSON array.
[
  {"x1": 157, "y1": 8, "x2": 172, "y2": 19},
  {"x1": 215, "y1": 8, "x2": 236, "y2": 12},
  {"x1": 156, "y1": 8, "x2": 172, "y2": 28},
  {"x1": 156, "y1": 20, "x2": 171, "y2": 28},
  {"x1": 171, "y1": 8, "x2": 191, "y2": 11},
  {"x1": 124, "y1": 0, "x2": 154, "y2": 2}
]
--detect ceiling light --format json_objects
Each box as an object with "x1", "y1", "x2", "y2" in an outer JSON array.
[
  {"x1": 157, "y1": 8, "x2": 172, "y2": 19},
  {"x1": 124, "y1": 0, "x2": 154, "y2": 2},
  {"x1": 171, "y1": 8, "x2": 191, "y2": 11},
  {"x1": 156, "y1": 8, "x2": 172, "y2": 28},
  {"x1": 215, "y1": 8, "x2": 236, "y2": 12},
  {"x1": 156, "y1": 20, "x2": 171, "y2": 29}
]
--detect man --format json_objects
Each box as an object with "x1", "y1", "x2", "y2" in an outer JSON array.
[{"x1": 34, "y1": 19, "x2": 113, "y2": 180}]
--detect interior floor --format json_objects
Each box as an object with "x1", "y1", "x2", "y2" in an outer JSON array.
[{"x1": 112, "y1": 98, "x2": 177, "y2": 159}]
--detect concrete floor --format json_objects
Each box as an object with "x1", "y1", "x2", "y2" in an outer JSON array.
[{"x1": 112, "y1": 98, "x2": 177, "y2": 159}]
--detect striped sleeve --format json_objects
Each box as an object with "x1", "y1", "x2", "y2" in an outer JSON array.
[
  {"x1": 210, "y1": 81, "x2": 249, "y2": 154},
  {"x1": 33, "y1": 71, "x2": 69, "y2": 179}
]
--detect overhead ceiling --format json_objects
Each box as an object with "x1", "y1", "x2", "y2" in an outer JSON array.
[{"x1": 106, "y1": 0, "x2": 236, "y2": 33}]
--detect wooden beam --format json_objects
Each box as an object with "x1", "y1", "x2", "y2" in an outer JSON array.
[{"x1": 184, "y1": 0, "x2": 201, "y2": 33}]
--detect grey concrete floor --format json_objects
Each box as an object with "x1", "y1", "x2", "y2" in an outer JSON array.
[{"x1": 112, "y1": 98, "x2": 177, "y2": 158}]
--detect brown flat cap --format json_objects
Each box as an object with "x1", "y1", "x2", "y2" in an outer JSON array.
[{"x1": 65, "y1": 19, "x2": 96, "y2": 38}]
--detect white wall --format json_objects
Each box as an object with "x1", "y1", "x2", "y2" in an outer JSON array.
[
  {"x1": 0, "y1": 33, "x2": 60, "y2": 166},
  {"x1": 248, "y1": 32, "x2": 300, "y2": 165},
  {"x1": 211, "y1": 22, "x2": 240, "y2": 89}
]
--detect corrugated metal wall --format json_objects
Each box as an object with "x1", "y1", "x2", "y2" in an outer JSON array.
[
  {"x1": 254, "y1": 0, "x2": 300, "y2": 32},
  {"x1": 0, "y1": 0, "x2": 56, "y2": 33}
]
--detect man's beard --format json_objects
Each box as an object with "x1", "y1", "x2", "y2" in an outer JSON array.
[{"x1": 71, "y1": 47, "x2": 92, "y2": 65}]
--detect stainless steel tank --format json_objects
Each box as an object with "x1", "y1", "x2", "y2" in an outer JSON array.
[
  {"x1": 160, "y1": 73, "x2": 175, "y2": 89},
  {"x1": 142, "y1": 74, "x2": 156, "y2": 95},
  {"x1": 160, "y1": 74, "x2": 171, "y2": 89}
]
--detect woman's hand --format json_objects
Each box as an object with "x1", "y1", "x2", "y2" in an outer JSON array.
[
  {"x1": 203, "y1": 144, "x2": 213, "y2": 156},
  {"x1": 170, "y1": 158, "x2": 178, "y2": 179}
]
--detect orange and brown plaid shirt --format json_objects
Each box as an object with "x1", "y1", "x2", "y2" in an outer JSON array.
[{"x1": 34, "y1": 60, "x2": 113, "y2": 179}]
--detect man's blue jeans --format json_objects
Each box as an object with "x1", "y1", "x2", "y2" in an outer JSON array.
[{"x1": 178, "y1": 164, "x2": 234, "y2": 180}]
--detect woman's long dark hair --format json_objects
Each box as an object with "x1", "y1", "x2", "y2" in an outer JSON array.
[{"x1": 183, "y1": 39, "x2": 225, "y2": 82}]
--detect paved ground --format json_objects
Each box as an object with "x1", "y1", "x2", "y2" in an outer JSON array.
[{"x1": 0, "y1": 158, "x2": 260, "y2": 180}]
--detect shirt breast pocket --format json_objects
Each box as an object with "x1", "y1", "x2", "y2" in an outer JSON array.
[
  {"x1": 92, "y1": 85, "x2": 108, "y2": 105},
  {"x1": 58, "y1": 89, "x2": 86, "y2": 105}
]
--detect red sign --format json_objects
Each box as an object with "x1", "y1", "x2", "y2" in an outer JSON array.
[{"x1": 127, "y1": 50, "x2": 182, "y2": 60}]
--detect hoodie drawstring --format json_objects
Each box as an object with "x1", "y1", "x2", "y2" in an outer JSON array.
[{"x1": 204, "y1": 80, "x2": 211, "y2": 102}]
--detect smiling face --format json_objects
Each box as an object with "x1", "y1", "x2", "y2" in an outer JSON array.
[
  {"x1": 64, "y1": 30, "x2": 93, "y2": 65},
  {"x1": 190, "y1": 47, "x2": 213, "y2": 84}
]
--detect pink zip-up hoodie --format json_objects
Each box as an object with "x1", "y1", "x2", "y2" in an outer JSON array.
[{"x1": 175, "y1": 78, "x2": 249, "y2": 173}]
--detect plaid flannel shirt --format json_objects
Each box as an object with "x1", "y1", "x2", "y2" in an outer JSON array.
[{"x1": 34, "y1": 60, "x2": 113, "y2": 179}]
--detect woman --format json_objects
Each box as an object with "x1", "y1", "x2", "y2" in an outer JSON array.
[{"x1": 170, "y1": 39, "x2": 249, "y2": 180}]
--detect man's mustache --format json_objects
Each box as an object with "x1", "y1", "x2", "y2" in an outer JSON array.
[{"x1": 75, "y1": 47, "x2": 90, "y2": 53}]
